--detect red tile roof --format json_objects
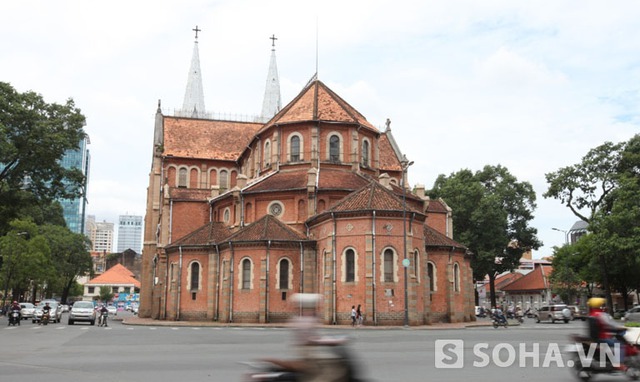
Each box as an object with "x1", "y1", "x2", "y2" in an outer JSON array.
[
  {"x1": 328, "y1": 181, "x2": 423, "y2": 214},
  {"x1": 423, "y1": 225, "x2": 467, "y2": 250},
  {"x1": 225, "y1": 214, "x2": 308, "y2": 242},
  {"x1": 244, "y1": 168, "x2": 371, "y2": 194},
  {"x1": 501, "y1": 265, "x2": 552, "y2": 292},
  {"x1": 163, "y1": 117, "x2": 262, "y2": 160},
  {"x1": 378, "y1": 133, "x2": 402, "y2": 171},
  {"x1": 261, "y1": 80, "x2": 378, "y2": 134},
  {"x1": 167, "y1": 222, "x2": 233, "y2": 248},
  {"x1": 86, "y1": 264, "x2": 141, "y2": 288},
  {"x1": 494, "y1": 272, "x2": 524, "y2": 290}
]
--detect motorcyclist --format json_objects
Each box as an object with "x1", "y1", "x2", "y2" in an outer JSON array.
[
  {"x1": 288, "y1": 293, "x2": 351, "y2": 382},
  {"x1": 493, "y1": 306, "x2": 506, "y2": 323},
  {"x1": 41, "y1": 302, "x2": 51, "y2": 324},
  {"x1": 99, "y1": 304, "x2": 109, "y2": 326},
  {"x1": 9, "y1": 301, "x2": 21, "y2": 321},
  {"x1": 587, "y1": 297, "x2": 627, "y2": 364}
]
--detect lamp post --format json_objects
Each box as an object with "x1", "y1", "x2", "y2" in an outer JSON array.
[
  {"x1": 401, "y1": 155, "x2": 414, "y2": 327},
  {"x1": 552, "y1": 227, "x2": 569, "y2": 245}
]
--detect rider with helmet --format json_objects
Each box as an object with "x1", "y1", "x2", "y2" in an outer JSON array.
[{"x1": 587, "y1": 297, "x2": 627, "y2": 363}]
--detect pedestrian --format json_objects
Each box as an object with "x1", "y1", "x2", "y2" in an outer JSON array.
[
  {"x1": 351, "y1": 305, "x2": 356, "y2": 326},
  {"x1": 356, "y1": 304, "x2": 362, "y2": 326}
]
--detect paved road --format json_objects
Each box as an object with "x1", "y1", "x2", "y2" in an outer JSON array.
[{"x1": 0, "y1": 313, "x2": 617, "y2": 382}]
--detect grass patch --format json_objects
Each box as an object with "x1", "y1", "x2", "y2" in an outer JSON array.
[{"x1": 624, "y1": 322, "x2": 640, "y2": 327}]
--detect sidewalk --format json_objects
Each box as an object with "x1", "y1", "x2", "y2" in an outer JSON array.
[{"x1": 120, "y1": 315, "x2": 496, "y2": 330}]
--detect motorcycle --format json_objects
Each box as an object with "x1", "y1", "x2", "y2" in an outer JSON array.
[
  {"x1": 40, "y1": 311, "x2": 50, "y2": 325},
  {"x1": 243, "y1": 336, "x2": 366, "y2": 381},
  {"x1": 492, "y1": 313, "x2": 508, "y2": 329},
  {"x1": 98, "y1": 311, "x2": 108, "y2": 327},
  {"x1": 565, "y1": 332, "x2": 640, "y2": 381},
  {"x1": 8, "y1": 309, "x2": 21, "y2": 326}
]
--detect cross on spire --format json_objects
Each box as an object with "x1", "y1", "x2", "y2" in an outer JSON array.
[
  {"x1": 270, "y1": 34, "x2": 278, "y2": 48},
  {"x1": 193, "y1": 25, "x2": 201, "y2": 41}
]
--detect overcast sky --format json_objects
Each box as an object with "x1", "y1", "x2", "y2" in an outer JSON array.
[{"x1": 2, "y1": 1, "x2": 638, "y2": 258}]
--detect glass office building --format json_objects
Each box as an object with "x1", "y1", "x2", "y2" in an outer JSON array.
[{"x1": 60, "y1": 136, "x2": 90, "y2": 234}]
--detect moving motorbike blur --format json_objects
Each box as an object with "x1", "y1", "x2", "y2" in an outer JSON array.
[
  {"x1": 492, "y1": 313, "x2": 508, "y2": 328},
  {"x1": 565, "y1": 331, "x2": 640, "y2": 381},
  {"x1": 243, "y1": 335, "x2": 366, "y2": 382},
  {"x1": 40, "y1": 311, "x2": 50, "y2": 325}
]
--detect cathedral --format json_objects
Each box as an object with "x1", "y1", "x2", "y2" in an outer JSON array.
[{"x1": 139, "y1": 32, "x2": 475, "y2": 325}]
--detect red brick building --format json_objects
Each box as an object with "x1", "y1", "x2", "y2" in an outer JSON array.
[{"x1": 140, "y1": 38, "x2": 474, "y2": 325}]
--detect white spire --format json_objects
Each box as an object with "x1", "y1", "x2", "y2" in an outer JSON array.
[
  {"x1": 181, "y1": 26, "x2": 206, "y2": 118},
  {"x1": 260, "y1": 34, "x2": 282, "y2": 121}
]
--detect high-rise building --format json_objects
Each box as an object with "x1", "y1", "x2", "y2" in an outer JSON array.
[
  {"x1": 86, "y1": 215, "x2": 114, "y2": 253},
  {"x1": 60, "y1": 136, "x2": 90, "y2": 234},
  {"x1": 117, "y1": 214, "x2": 143, "y2": 253}
]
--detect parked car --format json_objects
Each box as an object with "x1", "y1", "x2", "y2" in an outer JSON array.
[
  {"x1": 567, "y1": 305, "x2": 587, "y2": 321},
  {"x1": 19, "y1": 302, "x2": 36, "y2": 320},
  {"x1": 33, "y1": 300, "x2": 63, "y2": 324},
  {"x1": 624, "y1": 306, "x2": 640, "y2": 323},
  {"x1": 68, "y1": 301, "x2": 96, "y2": 325},
  {"x1": 535, "y1": 304, "x2": 571, "y2": 323}
]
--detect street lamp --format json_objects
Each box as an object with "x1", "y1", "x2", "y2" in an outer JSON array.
[
  {"x1": 552, "y1": 227, "x2": 569, "y2": 245},
  {"x1": 401, "y1": 155, "x2": 414, "y2": 327}
]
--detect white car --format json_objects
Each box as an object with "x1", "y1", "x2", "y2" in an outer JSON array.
[{"x1": 107, "y1": 305, "x2": 117, "y2": 315}]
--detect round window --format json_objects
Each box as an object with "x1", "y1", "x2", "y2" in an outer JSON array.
[{"x1": 269, "y1": 202, "x2": 283, "y2": 216}]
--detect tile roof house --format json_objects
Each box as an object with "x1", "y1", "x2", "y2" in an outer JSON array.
[
  {"x1": 500, "y1": 264, "x2": 554, "y2": 310},
  {"x1": 84, "y1": 264, "x2": 141, "y2": 301},
  {"x1": 139, "y1": 38, "x2": 474, "y2": 326}
]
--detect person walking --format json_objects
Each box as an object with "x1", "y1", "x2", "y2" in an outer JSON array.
[
  {"x1": 351, "y1": 305, "x2": 356, "y2": 327},
  {"x1": 356, "y1": 304, "x2": 362, "y2": 327}
]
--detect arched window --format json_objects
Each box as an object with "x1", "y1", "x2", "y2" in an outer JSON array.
[
  {"x1": 345, "y1": 249, "x2": 355, "y2": 282},
  {"x1": 242, "y1": 259, "x2": 251, "y2": 290},
  {"x1": 290, "y1": 135, "x2": 300, "y2": 162},
  {"x1": 219, "y1": 170, "x2": 228, "y2": 190},
  {"x1": 329, "y1": 135, "x2": 340, "y2": 163},
  {"x1": 427, "y1": 262, "x2": 436, "y2": 292},
  {"x1": 190, "y1": 262, "x2": 200, "y2": 290},
  {"x1": 178, "y1": 168, "x2": 187, "y2": 188},
  {"x1": 454, "y1": 263, "x2": 460, "y2": 292},
  {"x1": 279, "y1": 258, "x2": 290, "y2": 289},
  {"x1": 223, "y1": 208, "x2": 230, "y2": 223},
  {"x1": 362, "y1": 140, "x2": 370, "y2": 167},
  {"x1": 264, "y1": 141, "x2": 271, "y2": 166},
  {"x1": 413, "y1": 250, "x2": 420, "y2": 281},
  {"x1": 383, "y1": 248, "x2": 394, "y2": 282}
]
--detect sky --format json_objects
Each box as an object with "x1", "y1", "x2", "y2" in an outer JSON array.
[{"x1": 1, "y1": 0, "x2": 638, "y2": 258}]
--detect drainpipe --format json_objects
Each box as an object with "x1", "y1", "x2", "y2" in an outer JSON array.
[
  {"x1": 331, "y1": 212, "x2": 337, "y2": 325},
  {"x1": 214, "y1": 244, "x2": 220, "y2": 321},
  {"x1": 163, "y1": 254, "x2": 169, "y2": 320},
  {"x1": 229, "y1": 242, "x2": 234, "y2": 323},
  {"x1": 177, "y1": 246, "x2": 182, "y2": 321},
  {"x1": 372, "y1": 211, "x2": 377, "y2": 325},
  {"x1": 266, "y1": 240, "x2": 271, "y2": 323},
  {"x1": 240, "y1": 190, "x2": 245, "y2": 228},
  {"x1": 299, "y1": 242, "x2": 304, "y2": 293},
  {"x1": 169, "y1": 200, "x2": 173, "y2": 243}
]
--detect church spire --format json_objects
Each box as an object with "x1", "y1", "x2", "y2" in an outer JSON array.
[
  {"x1": 260, "y1": 34, "x2": 282, "y2": 121},
  {"x1": 180, "y1": 26, "x2": 206, "y2": 118}
]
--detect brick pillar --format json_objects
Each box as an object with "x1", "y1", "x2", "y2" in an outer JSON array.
[{"x1": 259, "y1": 258, "x2": 267, "y2": 323}]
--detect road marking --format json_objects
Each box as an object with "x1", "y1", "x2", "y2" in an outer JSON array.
[{"x1": 171, "y1": 327, "x2": 179, "y2": 330}]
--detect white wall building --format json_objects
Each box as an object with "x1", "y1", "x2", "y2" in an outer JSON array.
[{"x1": 117, "y1": 214, "x2": 143, "y2": 253}]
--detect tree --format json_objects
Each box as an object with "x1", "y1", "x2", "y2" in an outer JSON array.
[
  {"x1": 98, "y1": 286, "x2": 114, "y2": 303},
  {"x1": 544, "y1": 137, "x2": 638, "y2": 312},
  {"x1": 0, "y1": 219, "x2": 52, "y2": 305},
  {"x1": 429, "y1": 165, "x2": 541, "y2": 308},
  {"x1": 39, "y1": 224, "x2": 93, "y2": 304},
  {"x1": 0, "y1": 82, "x2": 87, "y2": 234}
]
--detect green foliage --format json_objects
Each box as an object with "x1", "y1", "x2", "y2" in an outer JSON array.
[
  {"x1": 0, "y1": 82, "x2": 87, "y2": 234},
  {"x1": 545, "y1": 134, "x2": 640, "y2": 312},
  {"x1": 429, "y1": 164, "x2": 541, "y2": 306},
  {"x1": 39, "y1": 224, "x2": 92, "y2": 304},
  {"x1": 98, "y1": 286, "x2": 114, "y2": 303}
]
